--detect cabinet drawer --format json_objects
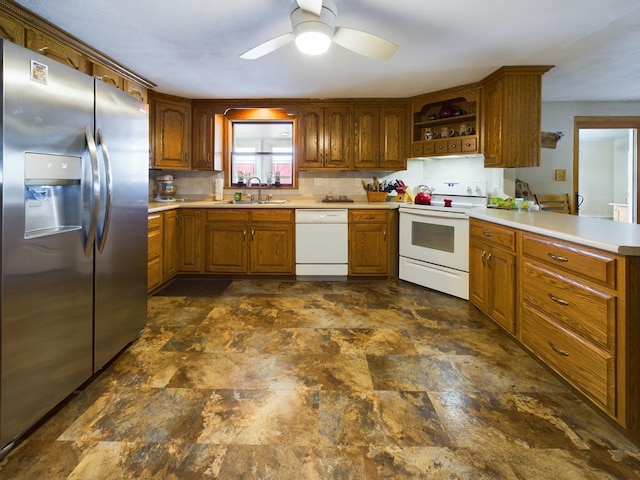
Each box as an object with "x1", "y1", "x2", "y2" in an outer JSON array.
[
  {"x1": 148, "y1": 214, "x2": 162, "y2": 229},
  {"x1": 446, "y1": 138, "x2": 462, "y2": 153},
  {"x1": 469, "y1": 219, "x2": 515, "y2": 251},
  {"x1": 522, "y1": 233, "x2": 616, "y2": 288},
  {"x1": 461, "y1": 136, "x2": 477, "y2": 152},
  {"x1": 148, "y1": 232, "x2": 162, "y2": 260},
  {"x1": 206, "y1": 209, "x2": 250, "y2": 222},
  {"x1": 521, "y1": 305, "x2": 615, "y2": 415},
  {"x1": 350, "y1": 210, "x2": 387, "y2": 223},
  {"x1": 522, "y1": 260, "x2": 616, "y2": 350},
  {"x1": 250, "y1": 209, "x2": 294, "y2": 223}
]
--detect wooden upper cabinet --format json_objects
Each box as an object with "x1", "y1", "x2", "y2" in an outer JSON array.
[
  {"x1": 91, "y1": 62, "x2": 125, "y2": 90},
  {"x1": 151, "y1": 96, "x2": 191, "y2": 169},
  {"x1": 354, "y1": 105, "x2": 406, "y2": 170},
  {"x1": 25, "y1": 29, "x2": 89, "y2": 73},
  {"x1": 124, "y1": 79, "x2": 148, "y2": 104},
  {"x1": 0, "y1": 10, "x2": 26, "y2": 45},
  {"x1": 481, "y1": 66, "x2": 553, "y2": 168},
  {"x1": 298, "y1": 105, "x2": 351, "y2": 169},
  {"x1": 192, "y1": 105, "x2": 223, "y2": 171}
]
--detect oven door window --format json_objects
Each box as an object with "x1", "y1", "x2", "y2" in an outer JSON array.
[{"x1": 412, "y1": 222, "x2": 455, "y2": 253}]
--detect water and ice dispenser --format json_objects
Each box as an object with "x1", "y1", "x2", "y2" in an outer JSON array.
[{"x1": 24, "y1": 153, "x2": 83, "y2": 238}]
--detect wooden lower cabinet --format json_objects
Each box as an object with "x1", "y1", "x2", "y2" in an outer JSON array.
[
  {"x1": 177, "y1": 209, "x2": 203, "y2": 272},
  {"x1": 147, "y1": 213, "x2": 163, "y2": 292},
  {"x1": 469, "y1": 219, "x2": 516, "y2": 334},
  {"x1": 204, "y1": 209, "x2": 294, "y2": 275},
  {"x1": 348, "y1": 209, "x2": 398, "y2": 276},
  {"x1": 518, "y1": 232, "x2": 625, "y2": 423},
  {"x1": 471, "y1": 218, "x2": 640, "y2": 442},
  {"x1": 163, "y1": 209, "x2": 178, "y2": 280}
]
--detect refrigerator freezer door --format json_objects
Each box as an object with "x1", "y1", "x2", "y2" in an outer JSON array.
[
  {"x1": 0, "y1": 41, "x2": 94, "y2": 448},
  {"x1": 93, "y1": 80, "x2": 148, "y2": 371}
]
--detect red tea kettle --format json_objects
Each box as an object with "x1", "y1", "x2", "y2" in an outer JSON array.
[{"x1": 415, "y1": 185, "x2": 435, "y2": 205}]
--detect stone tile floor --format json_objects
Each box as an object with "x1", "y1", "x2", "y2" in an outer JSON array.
[{"x1": 1, "y1": 279, "x2": 640, "y2": 479}]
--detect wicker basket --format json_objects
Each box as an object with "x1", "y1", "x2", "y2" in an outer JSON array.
[{"x1": 367, "y1": 191, "x2": 388, "y2": 202}]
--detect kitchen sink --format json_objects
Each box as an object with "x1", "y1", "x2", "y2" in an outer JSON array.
[{"x1": 232, "y1": 199, "x2": 289, "y2": 205}]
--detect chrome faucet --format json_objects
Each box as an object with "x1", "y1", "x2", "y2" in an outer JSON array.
[{"x1": 246, "y1": 176, "x2": 262, "y2": 202}]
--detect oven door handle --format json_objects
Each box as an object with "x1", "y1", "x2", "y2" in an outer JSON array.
[{"x1": 399, "y1": 208, "x2": 467, "y2": 220}]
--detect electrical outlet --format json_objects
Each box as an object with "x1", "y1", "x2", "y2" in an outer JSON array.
[
  {"x1": 355, "y1": 178, "x2": 362, "y2": 186},
  {"x1": 314, "y1": 178, "x2": 323, "y2": 186},
  {"x1": 554, "y1": 169, "x2": 567, "y2": 181}
]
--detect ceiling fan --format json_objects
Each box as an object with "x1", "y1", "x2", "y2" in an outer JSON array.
[{"x1": 240, "y1": 0, "x2": 398, "y2": 61}]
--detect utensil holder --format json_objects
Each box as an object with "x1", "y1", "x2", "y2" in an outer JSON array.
[{"x1": 367, "y1": 191, "x2": 388, "y2": 202}]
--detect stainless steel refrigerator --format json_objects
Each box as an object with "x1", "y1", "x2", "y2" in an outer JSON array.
[{"x1": 0, "y1": 40, "x2": 148, "y2": 451}]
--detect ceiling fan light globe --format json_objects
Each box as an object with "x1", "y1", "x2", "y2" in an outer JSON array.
[{"x1": 295, "y1": 31, "x2": 331, "y2": 55}]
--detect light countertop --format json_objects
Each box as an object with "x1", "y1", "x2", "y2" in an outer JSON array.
[
  {"x1": 468, "y1": 207, "x2": 640, "y2": 255},
  {"x1": 148, "y1": 198, "x2": 403, "y2": 214}
]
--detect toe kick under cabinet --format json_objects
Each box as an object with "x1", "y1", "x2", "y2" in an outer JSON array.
[{"x1": 518, "y1": 232, "x2": 640, "y2": 438}]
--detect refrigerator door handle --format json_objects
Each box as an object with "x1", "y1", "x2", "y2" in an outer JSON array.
[
  {"x1": 84, "y1": 126, "x2": 100, "y2": 258},
  {"x1": 96, "y1": 128, "x2": 113, "y2": 254}
]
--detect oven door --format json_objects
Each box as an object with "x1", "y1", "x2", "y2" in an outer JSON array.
[{"x1": 399, "y1": 208, "x2": 469, "y2": 272}]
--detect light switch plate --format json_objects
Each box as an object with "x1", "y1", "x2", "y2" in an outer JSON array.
[
  {"x1": 554, "y1": 169, "x2": 567, "y2": 181},
  {"x1": 314, "y1": 178, "x2": 323, "y2": 186}
]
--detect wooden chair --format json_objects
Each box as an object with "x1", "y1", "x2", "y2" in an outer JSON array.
[{"x1": 534, "y1": 194, "x2": 571, "y2": 213}]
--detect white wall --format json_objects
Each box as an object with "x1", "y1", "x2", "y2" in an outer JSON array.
[{"x1": 514, "y1": 101, "x2": 640, "y2": 198}]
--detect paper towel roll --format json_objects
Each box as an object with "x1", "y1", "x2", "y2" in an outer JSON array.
[{"x1": 214, "y1": 177, "x2": 224, "y2": 200}]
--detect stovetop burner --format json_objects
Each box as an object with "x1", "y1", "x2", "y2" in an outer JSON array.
[{"x1": 403, "y1": 180, "x2": 488, "y2": 213}]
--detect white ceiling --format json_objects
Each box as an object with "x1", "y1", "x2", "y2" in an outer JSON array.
[{"x1": 12, "y1": 0, "x2": 640, "y2": 102}]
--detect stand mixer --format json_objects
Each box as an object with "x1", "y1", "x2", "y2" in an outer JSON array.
[{"x1": 154, "y1": 174, "x2": 176, "y2": 202}]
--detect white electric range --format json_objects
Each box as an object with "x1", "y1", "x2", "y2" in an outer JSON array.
[{"x1": 399, "y1": 181, "x2": 487, "y2": 300}]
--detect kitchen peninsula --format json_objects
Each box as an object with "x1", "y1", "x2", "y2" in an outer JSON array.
[{"x1": 468, "y1": 207, "x2": 640, "y2": 444}]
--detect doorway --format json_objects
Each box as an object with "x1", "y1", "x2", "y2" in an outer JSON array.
[{"x1": 573, "y1": 116, "x2": 640, "y2": 223}]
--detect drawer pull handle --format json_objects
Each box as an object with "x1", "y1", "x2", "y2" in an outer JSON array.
[
  {"x1": 364, "y1": 215, "x2": 375, "y2": 220},
  {"x1": 548, "y1": 293, "x2": 569, "y2": 306},
  {"x1": 547, "y1": 252, "x2": 568, "y2": 262},
  {"x1": 548, "y1": 341, "x2": 570, "y2": 357},
  {"x1": 482, "y1": 231, "x2": 493, "y2": 237}
]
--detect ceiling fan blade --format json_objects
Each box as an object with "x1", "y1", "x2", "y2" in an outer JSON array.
[
  {"x1": 296, "y1": 0, "x2": 323, "y2": 16},
  {"x1": 240, "y1": 32, "x2": 294, "y2": 60},
  {"x1": 333, "y1": 27, "x2": 398, "y2": 61}
]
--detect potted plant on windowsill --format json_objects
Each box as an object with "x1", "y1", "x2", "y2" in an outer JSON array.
[{"x1": 274, "y1": 171, "x2": 281, "y2": 187}]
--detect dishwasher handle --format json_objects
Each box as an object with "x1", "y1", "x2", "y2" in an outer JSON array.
[{"x1": 295, "y1": 209, "x2": 348, "y2": 224}]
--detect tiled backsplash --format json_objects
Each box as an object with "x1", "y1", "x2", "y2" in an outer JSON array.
[{"x1": 149, "y1": 155, "x2": 504, "y2": 201}]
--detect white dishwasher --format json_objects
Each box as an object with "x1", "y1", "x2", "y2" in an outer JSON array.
[{"x1": 295, "y1": 209, "x2": 348, "y2": 277}]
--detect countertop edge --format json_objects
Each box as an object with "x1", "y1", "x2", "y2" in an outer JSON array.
[
  {"x1": 468, "y1": 207, "x2": 640, "y2": 256},
  {"x1": 148, "y1": 200, "x2": 404, "y2": 213}
]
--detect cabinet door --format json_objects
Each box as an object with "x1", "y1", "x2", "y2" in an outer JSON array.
[
  {"x1": 124, "y1": 79, "x2": 148, "y2": 104},
  {"x1": 378, "y1": 106, "x2": 406, "y2": 170},
  {"x1": 177, "y1": 210, "x2": 203, "y2": 272},
  {"x1": 469, "y1": 238, "x2": 516, "y2": 334},
  {"x1": 323, "y1": 106, "x2": 351, "y2": 168},
  {"x1": 153, "y1": 100, "x2": 191, "y2": 169},
  {"x1": 91, "y1": 63, "x2": 125, "y2": 91},
  {"x1": 469, "y1": 238, "x2": 490, "y2": 312},
  {"x1": 25, "y1": 29, "x2": 89, "y2": 73},
  {"x1": 349, "y1": 223, "x2": 388, "y2": 275},
  {"x1": 204, "y1": 224, "x2": 248, "y2": 273},
  {"x1": 148, "y1": 214, "x2": 163, "y2": 292},
  {"x1": 163, "y1": 210, "x2": 178, "y2": 280},
  {"x1": 353, "y1": 106, "x2": 379, "y2": 169},
  {"x1": 488, "y1": 246, "x2": 516, "y2": 334},
  {"x1": 192, "y1": 105, "x2": 221, "y2": 171},
  {"x1": 481, "y1": 77, "x2": 503, "y2": 166},
  {"x1": 0, "y1": 12, "x2": 26, "y2": 45},
  {"x1": 250, "y1": 223, "x2": 294, "y2": 274},
  {"x1": 297, "y1": 107, "x2": 324, "y2": 169}
]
